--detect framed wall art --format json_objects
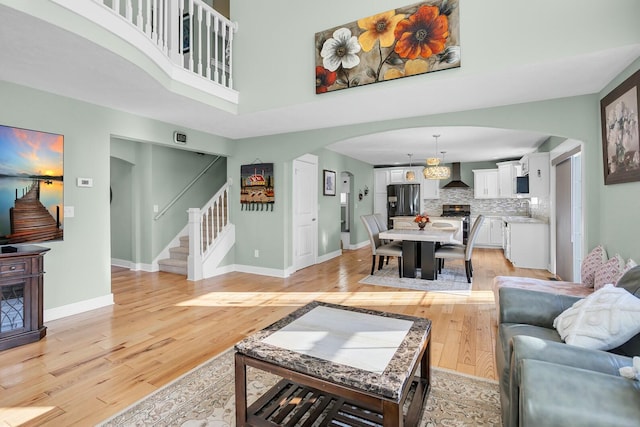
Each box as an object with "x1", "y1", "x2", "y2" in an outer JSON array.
[
  {"x1": 315, "y1": 0, "x2": 460, "y2": 94},
  {"x1": 600, "y1": 68, "x2": 640, "y2": 185},
  {"x1": 323, "y1": 169, "x2": 336, "y2": 196},
  {"x1": 240, "y1": 162, "x2": 274, "y2": 210}
]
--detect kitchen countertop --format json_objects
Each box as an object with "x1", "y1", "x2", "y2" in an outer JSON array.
[{"x1": 502, "y1": 216, "x2": 548, "y2": 224}]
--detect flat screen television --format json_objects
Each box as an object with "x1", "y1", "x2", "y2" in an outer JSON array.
[{"x1": 0, "y1": 124, "x2": 64, "y2": 245}]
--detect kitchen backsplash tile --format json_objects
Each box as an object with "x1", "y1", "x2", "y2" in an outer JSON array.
[{"x1": 423, "y1": 188, "x2": 550, "y2": 220}]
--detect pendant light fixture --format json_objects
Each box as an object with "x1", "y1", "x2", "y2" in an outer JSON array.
[
  {"x1": 405, "y1": 154, "x2": 415, "y2": 181},
  {"x1": 423, "y1": 134, "x2": 451, "y2": 180}
]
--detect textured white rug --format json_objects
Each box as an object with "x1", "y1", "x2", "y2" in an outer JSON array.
[
  {"x1": 99, "y1": 349, "x2": 500, "y2": 426},
  {"x1": 359, "y1": 259, "x2": 472, "y2": 294}
]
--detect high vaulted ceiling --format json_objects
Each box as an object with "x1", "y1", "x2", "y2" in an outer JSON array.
[{"x1": 1, "y1": 4, "x2": 639, "y2": 165}]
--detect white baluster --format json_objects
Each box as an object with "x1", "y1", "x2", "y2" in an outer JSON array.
[
  {"x1": 158, "y1": 0, "x2": 166, "y2": 52},
  {"x1": 205, "y1": 12, "x2": 211, "y2": 79},
  {"x1": 188, "y1": 0, "x2": 194, "y2": 71},
  {"x1": 187, "y1": 208, "x2": 203, "y2": 281},
  {"x1": 114, "y1": 0, "x2": 120, "y2": 15},
  {"x1": 213, "y1": 16, "x2": 219, "y2": 84},
  {"x1": 135, "y1": 0, "x2": 143, "y2": 29},
  {"x1": 196, "y1": 6, "x2": 203, "y2": 76},
  {"x1": 145, "y1": 0, "x2": 151, "y2": 35},
  {"x1": 125, "y1": 0, "x2": 132, "y2": 20},
  {"x1": 152, "y1": 0, "x2": 158, "y2": 43},
  {"x1": 227, "y1": 22, "x2": 236, "y2": 89}
]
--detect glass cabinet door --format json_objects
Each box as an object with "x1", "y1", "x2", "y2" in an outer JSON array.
[{"x1": 1, "y1": 283, "x2": 26, "y2": 335}]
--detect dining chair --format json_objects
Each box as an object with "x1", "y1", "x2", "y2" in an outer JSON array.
[
  {"x1": 435, "y1": 215, "x2": 485, "y2": 283},
  {"x1": 361, "y1": 215, "x2": 403, "y2": 277}
]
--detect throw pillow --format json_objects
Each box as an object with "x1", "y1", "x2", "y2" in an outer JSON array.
[
  {"x1": 553, "y1": 284, "x2": 640, "y2": 350},
  {"x1": 617, "y1": 259, "x2": 639, "y2": 286},
  {"x1": 594, "y1": 254, "x2": 624, "y2": 291},
  {"x1": 581, "y1": 245, "x2": 607, "y2": 287}
]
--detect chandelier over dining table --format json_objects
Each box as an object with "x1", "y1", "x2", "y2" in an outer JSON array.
[{"x1": 423, "y1": 134, "x2": 451, "y2": 180}]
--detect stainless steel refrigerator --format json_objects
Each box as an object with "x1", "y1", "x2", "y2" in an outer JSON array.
[{"x1": 387, "y1": 184, "x2": 420, "y2": 228}]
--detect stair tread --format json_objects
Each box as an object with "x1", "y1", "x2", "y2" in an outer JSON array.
[
  {"x1": 169, "y1": 246, "x2": 189, "y2": 253},
  {"x1": 158, "y1": 258, "x2": 187, "y2": 266}
]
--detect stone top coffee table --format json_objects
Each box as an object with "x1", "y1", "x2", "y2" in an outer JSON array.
[{"x1": 234, "y1": 301, "x2": 431, "y2": 427}]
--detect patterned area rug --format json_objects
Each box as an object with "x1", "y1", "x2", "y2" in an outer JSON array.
[
  {"x1": 359, "y1": 260, "x2": 472, "y2": 294},
  {"x1": 99, "y1": 349, "x2": 501, "y2": 426}
]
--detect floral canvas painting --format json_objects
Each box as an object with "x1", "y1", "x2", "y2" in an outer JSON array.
[{"x1": 315, "y1": 0, "x2": 460, "y2": 94}]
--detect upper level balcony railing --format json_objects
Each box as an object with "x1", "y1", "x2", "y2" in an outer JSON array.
[{"x1": 94, "y1": 0, "x2": 236, "y2": 93}]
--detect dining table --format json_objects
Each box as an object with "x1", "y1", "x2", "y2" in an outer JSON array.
[{"x1": 379, "y1": 226, "x2": 458, "y2": 280}]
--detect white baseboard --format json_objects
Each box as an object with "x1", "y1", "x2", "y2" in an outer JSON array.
[
  {"x1": 233, "y1": 264, "x2": 289, "y2": 278},
  {"x1": 318, "y1": 249, "x2": 342, "y2": 264},
  {"x1": 110, "y1": 259, "x2": 157, "y2": 272},
  {"x1": 44, "y1": 294, "x2": 114, "y2": 322},
  {"x1": 111, "y1": 258, "x2": 132, "y2": 269},
  {"x1": 346, "y1": 240, "x2": 369, "y2": 250}
]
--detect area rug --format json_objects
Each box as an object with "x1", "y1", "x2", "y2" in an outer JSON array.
[
  {"x1": 99, "y1": 349, "x2": 501, "y2": 426},
  {"x1": 359, "y1": 260, "x2": 472, "y2": 294}
]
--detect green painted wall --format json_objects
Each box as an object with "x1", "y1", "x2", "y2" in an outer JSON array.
[
  {"x1": 231, "y1": 0, "x2": 640, "y2": 114},
  {"x1": 0, "y1": 80, "x2": 234, "y2": 310},
  {"x1": 110, "y1": 139, "x2": 227, "y2": 264},
  {"x1": 110, "y1": 156, "x2": 134, "y2": 261},
  {"x1": 150, "y1": 145, "x2": 227, "y2": 258},
  {"x1": 228, "y1": 83, "x2": 640, "y2": 268}
]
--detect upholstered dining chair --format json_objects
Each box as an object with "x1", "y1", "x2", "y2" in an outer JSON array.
[
  {"x1": 435, "y1": 215, "x2": 485, "y2": 283},
  {"x1": 361, "y1": 215, "x2": 403, "y2": 277}
]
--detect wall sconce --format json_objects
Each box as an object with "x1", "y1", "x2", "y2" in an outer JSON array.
[
  {"x1": 358, "y1": 190, "x2": 364, "y2": 201},
  {"x1": 364, "y1": 186, "x2": 369, "y2": 196}
]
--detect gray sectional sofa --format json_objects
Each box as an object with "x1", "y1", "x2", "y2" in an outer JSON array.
[{"x1": 496, "y1": 266, "x2": 640, "y2": 427}]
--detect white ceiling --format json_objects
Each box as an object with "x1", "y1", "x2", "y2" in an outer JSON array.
[{"x1": 1, "y1": 5, "x2": 640, "y2": 165}]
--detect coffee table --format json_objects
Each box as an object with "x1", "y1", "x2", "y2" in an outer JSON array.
[{"x1": 234, "y1": 301, "x2": 431, "y2": 427}]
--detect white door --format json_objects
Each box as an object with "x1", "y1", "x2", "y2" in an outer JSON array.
[{"x1": 293, "y1": 154, "x2": 318, "y2": 271}]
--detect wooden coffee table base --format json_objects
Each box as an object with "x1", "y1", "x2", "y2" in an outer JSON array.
[{"x1": 235, "y1": 339, "x2": 430, "y2": 427}]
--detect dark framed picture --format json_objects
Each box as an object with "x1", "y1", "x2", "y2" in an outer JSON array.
[
  {"x1": 323, "y1": 169, "x2": 336, "y2": 196},
  {"x1": 182, "y1": 13, "x2": 191, "y2": 53},
  {"x1": 600, "y1": 68, "x2": 640, "y2": 185}
]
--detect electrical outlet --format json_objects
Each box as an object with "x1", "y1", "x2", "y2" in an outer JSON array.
[{"x1": 254, "y1": 249, "x2": 259, "y2": 258}]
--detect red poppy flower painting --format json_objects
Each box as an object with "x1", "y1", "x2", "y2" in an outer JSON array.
[{"x1": 314, "y1": 1, "x2": 459, "y2": 94}]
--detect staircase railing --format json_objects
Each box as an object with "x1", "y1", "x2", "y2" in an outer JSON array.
[
  {"x1": 154, "y1": 155, "x2": 222, "y2": 221},
  {"x1": 93, "y1": 0, "x2": 236, "y2": 90},
  {"x1": 187, "y1": 179, "x2": 230, "y2": 280}
]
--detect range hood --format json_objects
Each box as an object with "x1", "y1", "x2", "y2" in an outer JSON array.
[{"x1": 442, "y1": 163, "x2": 470, "y2": 188}]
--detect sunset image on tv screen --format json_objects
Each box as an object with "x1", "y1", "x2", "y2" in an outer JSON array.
[{"x1": 0, "y1": 124, "x2": 64, "y2": 244}]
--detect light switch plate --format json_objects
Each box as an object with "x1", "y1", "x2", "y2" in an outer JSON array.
[
  {"x1": 77, "y1": 177, "x2": 93, "y2": 187},
  {"x1": 64, "y1": 206, "x2": 75, "y2": 218}
]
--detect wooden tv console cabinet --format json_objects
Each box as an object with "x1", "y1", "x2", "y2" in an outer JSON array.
[{"x1": 0, "y1": 245, "x2": 50, "y2": 351}]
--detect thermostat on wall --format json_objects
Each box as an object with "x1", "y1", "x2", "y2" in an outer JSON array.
[
  {"x1": 77, "y1": 177, "x2": 93, "y2": 187},
  {"x1": 173, "y1": 131, "x2": 187, "y2": 144}
]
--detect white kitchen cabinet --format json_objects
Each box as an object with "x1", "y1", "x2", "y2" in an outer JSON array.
[
  {"x1": 489, "y1": 218, "x2": 504, "y2": 245},
  {"x1": 497, "y1": 161, "x2": 519, "y2": 198},
  {"x1": 388, "y1": 169, "x2": 406, "y2": 183},
  {"x1": 474, "y1": 216, "x2": 503, "y2": 247},
  {"x1": 387, "y1": 167, "x2": 427, "y2": 186},
  {"x1": 473, "y1": 169, "x2": 499, "y2": 199},
  {"x1": 474, "y1": 217, "x2": 491, "y2": 245},
  {"x1": 420, "y1": 172, "x2": 440, "y2": 199},
  {"x1": 504, "y1": 221, "x2": 549, "y2": 269}
]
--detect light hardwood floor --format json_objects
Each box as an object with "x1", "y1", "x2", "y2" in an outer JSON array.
[{"x1": 0, "y1": 247, "x2": 551, "y2": 426}]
